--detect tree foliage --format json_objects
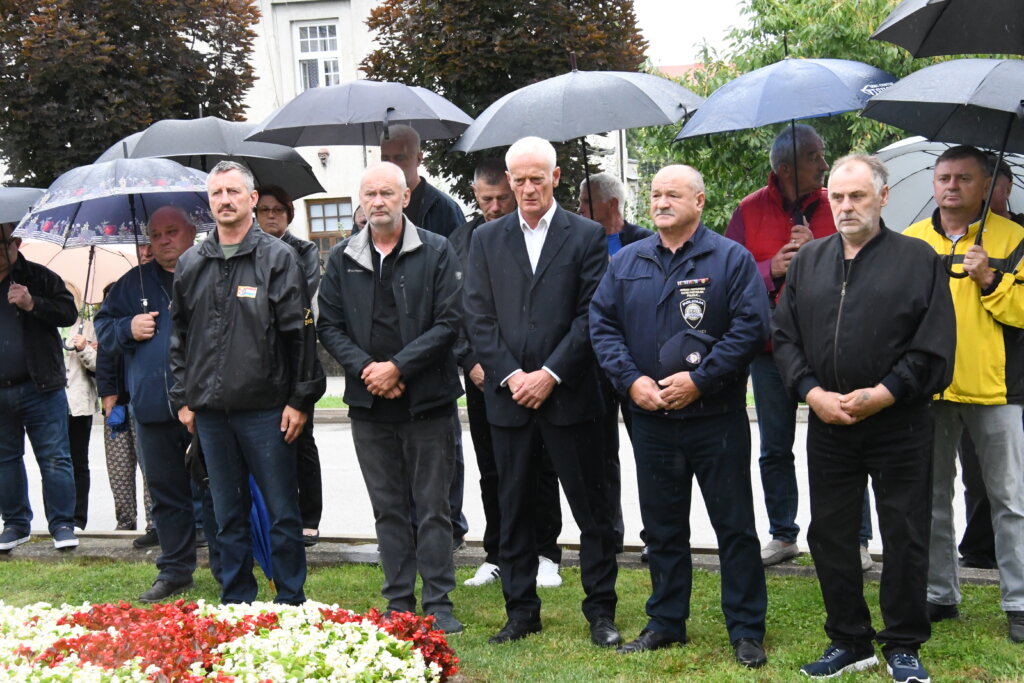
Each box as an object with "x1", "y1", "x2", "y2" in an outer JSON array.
[
  {"x1": 362, "y1": 0, "x2": 647, "y2": 205},
  {"x1": 0, "y1": 0, "x2": 259, "y2": 186},
  {"x1": 629, "y1": 0, "x2": 940, "y2": 231}
]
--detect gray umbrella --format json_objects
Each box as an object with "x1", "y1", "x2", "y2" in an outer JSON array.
[
  {"x1": 875, "y1": 136, "x2": 1024, "y2": 230},
  {"x1": 872, "y1": 0, "x2": 1024, "y2": 58},
  {"x1": 245, "y1": 80, "x2": 473, "y2": 147},
  {"x1": 451, "y1": 69, "x2": 703, "y2": 153},
  {"x1": 97, "y1": 117, "x2": 326, "y2": 199},
  {"x1": 0, "y1": 187, "x2": 44, "y2": 224}
]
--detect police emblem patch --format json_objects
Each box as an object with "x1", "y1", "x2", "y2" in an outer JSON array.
[{"x1": 679, "y1": 297, "x2": 705, "y2": 329}]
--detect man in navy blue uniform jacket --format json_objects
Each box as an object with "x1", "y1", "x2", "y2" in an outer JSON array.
[{"x1": 590, "y1": 164, "x2": 770, "y2": 669}]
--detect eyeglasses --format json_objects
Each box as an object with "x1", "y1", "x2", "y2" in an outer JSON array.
[{"x1": 256, "y1": 207, "x2": 287, "y2": 216}]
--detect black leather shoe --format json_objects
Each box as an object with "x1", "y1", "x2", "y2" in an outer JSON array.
[
  {"x1": 616, "y1": 628, "x2": 684, "y2": 654},
  {"x1": 927, "y1": 601, "x2": 959, "y2": 622},
  {"x1": 138, "y1": 578, "x2": 193, "y2": 603},
  {"x1": 488, "y1": 618, "x2": 542, "y2": 644},
  {"x1": 589, "y1": 617, "x2": 622, "y2": 647},
  {"x1": 132, "y1": 528, "x2": 159, "y2": 549},
  {"x1": 733, "y1": 638, "x2": 767, "y2": 668},
  {"x1": 1008, "y1": 611, "x2": 1024, "y2": 643}
]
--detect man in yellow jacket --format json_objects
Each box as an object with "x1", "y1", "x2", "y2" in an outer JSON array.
[{"x1": 904, "y1": 145, "x2": 1024, "y2": 643}]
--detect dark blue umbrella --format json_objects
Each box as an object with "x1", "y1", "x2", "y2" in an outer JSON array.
[
  {"x1": 248, "y1": 475, "x2": 275, "y2": 593},
  {"x1": 675, "y1": 57, "x2": 895, "y2": 140}
]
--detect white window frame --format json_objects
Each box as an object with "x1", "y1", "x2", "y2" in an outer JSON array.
[{"x1": 292, "y1": 19, "x2": 341, "y2": 93}]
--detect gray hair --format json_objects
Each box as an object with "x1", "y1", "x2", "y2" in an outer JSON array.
[
  {"x1": 208, "y1": 160, "x2": 255, "y2": 193},
  {"x1": 380, "y1": 123, "x2": 421, "y2": 151},
  {"x1": 580, "y1": 172, "x2": 625, "y2": 208},
  {"x1": 831, "y1": 154, "x2": 889, "y2": 195},
  {"x1": 769, "y1": 124, "x2": 821, "y2": 173},
  {"x1": 149, "y1": 204, "x2": 196, "y2": 229},
  {"x1": 361, "y1": 161, "x2": 408, "y2": 192},
  {"x1": 506, "y1": 136, "x2": 557, "y2": 172}
]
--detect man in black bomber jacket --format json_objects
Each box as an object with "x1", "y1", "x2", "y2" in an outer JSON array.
[{"x1": 772, "y1": 154, "x2": 955, "y2": 681}]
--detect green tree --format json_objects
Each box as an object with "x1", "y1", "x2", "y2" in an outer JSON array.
[
  {"x1": 0, "y1": 0, "x2": 259, "y2": 186},
  {"x1": 362, "y1": 0, "x2": 647, "y2": 205},
  {"x1": 629, "y1": 0, "x2": 936, "y2": 231}
]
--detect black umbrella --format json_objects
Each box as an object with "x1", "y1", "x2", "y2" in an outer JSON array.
[
  {"x1": 872, "y1": 0, "x2": 1024, "y2": 58},
  {"x1": 862, "y1": 58, "x2": 1024, "y2": 269},
  {"x1": 97, "y1": 117, "x2": 326, "y2": 199},
  {"x1": 245, "y1": 80, "x2": 474, "y2": 147}
]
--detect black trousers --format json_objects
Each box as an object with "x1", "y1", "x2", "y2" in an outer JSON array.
[
  {"x1": 632, "y1": 409, "x2": 766, "y2": 643},
  {"x1": 492, "y1": 414, "x2": 617, "y2": 623},
  {"x1": 68, "y1": 413, "x2": 92, "y2": 529},
  {"x1": 465, "y1": 381, "x2": 560, "y2": 565},
  {"x1": 807, "y1": 407, "x2": 933, "y2": 656},
  {"x1": 296, "y1": 408, "x2": 322, "y2": 530},
  {"x1": 957, "y1": 430, "x2": 996, "y2": 566}
]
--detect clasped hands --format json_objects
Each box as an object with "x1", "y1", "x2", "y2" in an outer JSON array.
[
  {"x1": 629, "y1": 372, "x2": 701, "y2": 412},
  {"x1": 362, "y1": 360, "x2": 405, "y2": 399},
  {"x1": 805, "y1": 384, "x2": 895, "y2": 425}
]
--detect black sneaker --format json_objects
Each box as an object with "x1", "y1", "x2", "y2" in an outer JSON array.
[
  {"x1": 0, "y1": 527, "x2": 30, "y2": 552},
  {"x1": 51, "y1": 525, "x2": 79, "y2": 550},
  {"x1": 926, "y1": 601, "x2": 959, "y2": 623},
  {"x1": 133, "y1": 528, "x2": 159, "y2": 549},
  {"x1": 429, "y1": 611, "x2": 464, "y2": 634},
  {"x1": 138, "y1": 578, "x2": 194, "y2": 603}
]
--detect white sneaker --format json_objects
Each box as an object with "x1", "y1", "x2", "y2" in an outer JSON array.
[
  {"x1": 464, "y1": 561, "x2": 500, "y2": 586},
  {"x1": 861, "y1": 545, "x2": 874, "y2": 572},
  {"x1": 536, "y1": 555, "x2": 562, "y2": 588}
]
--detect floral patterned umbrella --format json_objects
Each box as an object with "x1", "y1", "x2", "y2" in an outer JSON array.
[{"x1": 13, "y1": 158, "x2": 214, "y2": 247}]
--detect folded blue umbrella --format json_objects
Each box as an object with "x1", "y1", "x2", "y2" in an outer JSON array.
[{"x1": 248, "y1": 475, "x2": 275, "y2": 593}]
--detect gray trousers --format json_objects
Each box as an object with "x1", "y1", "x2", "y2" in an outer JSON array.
[
  {"x1": 352, "y1": 415, "x2": 456, "y2": 615},
  {"x1": 929, "y1": 401, "x2": 1024, "y2": 611}
]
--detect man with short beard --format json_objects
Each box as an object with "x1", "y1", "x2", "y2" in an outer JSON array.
[
  {"x1": 774, "y1": 155, "x2": 954, "y2": 681},
  {"x1": 169, "y1": 161, "x2": 324, "y2": 606}
]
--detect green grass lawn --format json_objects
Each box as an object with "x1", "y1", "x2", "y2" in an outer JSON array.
[
  {"x1": 2, "y1": 559, "x2": 1020, "y2": 681},
  {"x1": 316, "y1": 395, "x2": 469, "y2": 409}
]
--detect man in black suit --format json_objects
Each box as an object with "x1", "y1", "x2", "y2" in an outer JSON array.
[{"x1": 465, "y1": 136, "x2": 619, "y2": 648}]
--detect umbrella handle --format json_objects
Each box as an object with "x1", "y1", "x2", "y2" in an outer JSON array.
[{"x1": 63, "y1": 320, "x2": 85, "y2": 350}]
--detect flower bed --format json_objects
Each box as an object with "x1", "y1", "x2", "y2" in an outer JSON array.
[{"x1": 0, "y1": 600, "x2": 458, "y2": 682}]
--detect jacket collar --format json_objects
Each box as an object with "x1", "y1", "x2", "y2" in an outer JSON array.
[
  {"x1": 344, "y1": 217, "x2": 423, "y2": 271},
  {"x1": 767, "y1": 171, "x2": 824, "y2": 213},
  {"x1": 198, "y1": 221, "x2": 262, "y2": 259},
  {"x1": 635, "y1": 222, "x2": 714, "y2": 264},
  {"x1": 929, "y1": 207, "x2": 987, "y2": 242}
]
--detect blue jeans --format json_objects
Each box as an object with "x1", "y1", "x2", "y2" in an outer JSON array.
[
  {"x1": 0, "y1": 380, "x2": 75, "y2": 533},
  {"x1": 751, "y1": 353, "x2": 800, "y2": 542},
  {"x1": 196, "y1": 408, "x2": 306, "y2": 605}
]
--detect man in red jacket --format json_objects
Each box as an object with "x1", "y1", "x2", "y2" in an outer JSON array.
[{"x1": 725, "y1": 124, "x2": 835, "y2": 567}]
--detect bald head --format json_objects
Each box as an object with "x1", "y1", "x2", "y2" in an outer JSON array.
[
  {"x1": 148, "y1": 205, "x2": 196, "y2": 271},
  {"x1": 380, "y1": 124, "x2": 423, "y2": 190}
]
